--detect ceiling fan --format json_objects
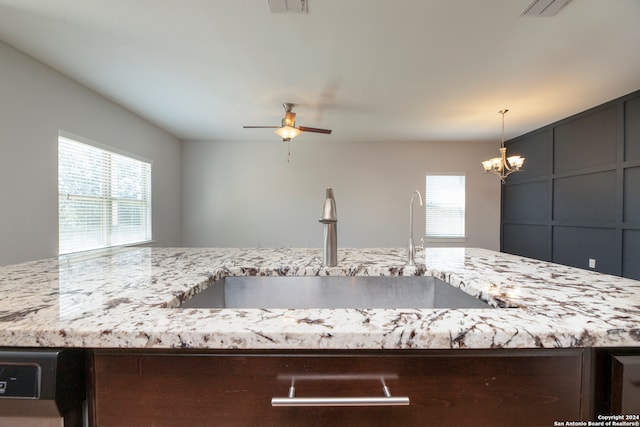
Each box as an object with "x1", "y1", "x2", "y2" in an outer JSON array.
[{"x1": 243, "y1": 103, "x2": 332, "y2": 141}]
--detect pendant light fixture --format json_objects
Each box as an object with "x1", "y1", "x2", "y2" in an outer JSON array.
[{"x1": 482, "y1": 109, "x2": 525, "y2": 183}]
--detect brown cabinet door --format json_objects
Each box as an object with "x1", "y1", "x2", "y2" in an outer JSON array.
[
  {"x1": 612, "y1": 355, "x2": 640, "y2": 414},
  {"x1": 91, "y1": 349, "x2": 586, "y2": 427}
]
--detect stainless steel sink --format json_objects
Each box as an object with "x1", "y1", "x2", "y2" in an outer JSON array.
[{"x1": 179, "y1": 276, "x2": 493, "y2": 309}]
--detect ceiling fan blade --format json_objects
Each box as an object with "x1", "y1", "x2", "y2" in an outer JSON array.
[
  {"x1": 298, "y1": 126, "x2": 332, "y2": 134},
  {"x1": 243, "y1": 125, "x2": 281, "y2": 129}
]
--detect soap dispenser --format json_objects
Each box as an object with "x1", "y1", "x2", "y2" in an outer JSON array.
[{"x1": 319, "y1": 188, "x2": 338, "y2": 266}]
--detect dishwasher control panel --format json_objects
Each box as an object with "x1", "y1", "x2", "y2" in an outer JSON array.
[{"x1": 0, "y1": 364, "x2": 40, "y2": 398}]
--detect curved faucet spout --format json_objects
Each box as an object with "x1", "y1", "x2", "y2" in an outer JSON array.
[
  {"x1": 407, "y1": 190, "x2": 424, "y2": 266},
  {"x1": 409, "y1": 190, "x2": 424, "y2": 240}
]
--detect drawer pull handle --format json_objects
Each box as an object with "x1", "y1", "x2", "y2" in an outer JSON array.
[{"x1": 271, "y1": 384, "x2": 410, "y2": 407}]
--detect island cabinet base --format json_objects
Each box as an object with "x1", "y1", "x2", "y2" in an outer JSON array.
[{"x1": 89, "y1": 349, "x2": 591, "y2": 427}]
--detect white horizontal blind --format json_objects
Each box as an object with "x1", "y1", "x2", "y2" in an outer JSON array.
[
  {"x1": 425, "y1": 175, "x2": 465, "y2": 238},
  {"x1": 58, "y1": 136, "x2": 152, "y2": 254}
]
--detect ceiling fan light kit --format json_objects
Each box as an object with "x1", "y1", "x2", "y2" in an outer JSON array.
[
  {"x1": 243, "y1": 102, "x2": 332, "y2": 142},
  {"x1": 274, "y1": 125, "x2": 302, "y2": 141}
]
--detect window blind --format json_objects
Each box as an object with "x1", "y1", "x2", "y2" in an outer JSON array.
[
  {"x1": 425, "y1": 175, "x2": 466, "y2": 238},
  {"x1": 58, "y1": 136, "x2": 152, "y2": 254}
]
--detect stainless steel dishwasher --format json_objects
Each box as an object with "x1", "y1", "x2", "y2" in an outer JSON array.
[{"x1": 0, "y1": 349, "x2": 85, "y2": 427}]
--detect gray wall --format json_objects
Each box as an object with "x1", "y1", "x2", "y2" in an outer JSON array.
[
  {"x1": 0, "y1": 40, "x2": 182, "y2": 266},
  {"x1": 502, "y1": 89, "x2": 640, "y2": 279},
  {"x1": 182, "y1": 138, "x2": 501, "y2": 250},
  {"x1": 0, "y1": 39, "x2": 502, "y2": 265}
]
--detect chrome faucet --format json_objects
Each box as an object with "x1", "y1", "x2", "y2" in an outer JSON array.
[
  {"x1": 406, "y1": 190, "x2": 424, "y2": 266},
  {"x1": 319, "y1": 188, "x2": 338, "y2": 266}
]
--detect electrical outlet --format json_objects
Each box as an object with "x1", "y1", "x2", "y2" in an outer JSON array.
[{"x1": 588, "y1": 258, "x2": 596, "y2": 269}]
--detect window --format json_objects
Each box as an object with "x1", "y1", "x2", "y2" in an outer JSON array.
[
  {"x1": 58, "y1": 134, "x2": 152, "y2": 254},
  {"x1": 425, "y1": 175, "x2": 465, "y2": 239}
]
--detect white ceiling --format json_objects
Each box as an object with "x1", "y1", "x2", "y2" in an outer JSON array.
[{"x1": 1, "y1": 0, "x2": 639, "y2": 143}]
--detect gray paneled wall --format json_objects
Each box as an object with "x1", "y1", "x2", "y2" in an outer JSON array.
[{"x1": 501, "y1": 90, "x2": 640, "y2": 279}]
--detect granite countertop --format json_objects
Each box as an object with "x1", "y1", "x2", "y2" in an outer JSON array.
[{"x1": 1, "y1": 247, "x2": 639, "y2": 350}]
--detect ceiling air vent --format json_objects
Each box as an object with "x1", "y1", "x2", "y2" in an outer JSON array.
[
  {"x1": 268, "y1": 0, "x2": 308, "y2": 14},
  {"x1": 520, "y1": 0, "x2": 572, "y2": 17}
]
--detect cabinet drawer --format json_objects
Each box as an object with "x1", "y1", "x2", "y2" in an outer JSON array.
[{"x1": 91, "y1": 349, "x2": 586, "y2": 427}]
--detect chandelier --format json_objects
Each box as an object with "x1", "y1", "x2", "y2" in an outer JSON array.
[{"x1": 482, "y1": 109, "x2": 525, "y2": 183}]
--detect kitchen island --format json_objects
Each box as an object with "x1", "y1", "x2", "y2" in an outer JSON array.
[
  {"x1": 1, "y1": 247, "x2": 639, "y2": 426},
  {"x1": 2, "y1": 246, "x2": 640, "y2": 350}
]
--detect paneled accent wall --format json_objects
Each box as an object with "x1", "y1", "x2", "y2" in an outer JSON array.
[{"x1": 501, "y1": 90, "x2": 640, "y2": 279}]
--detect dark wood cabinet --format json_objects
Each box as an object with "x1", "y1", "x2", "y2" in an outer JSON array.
[
  {"x1": 89, "y1": 348, "x2": 591, "y2": 426},
  {"x1": 612, "y1": 355, "x2": 640, "y2": 414}
]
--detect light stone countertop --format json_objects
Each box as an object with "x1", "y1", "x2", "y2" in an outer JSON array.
[{"x1": 1, "y1": 247, "x2": 639, "y2": 350}]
